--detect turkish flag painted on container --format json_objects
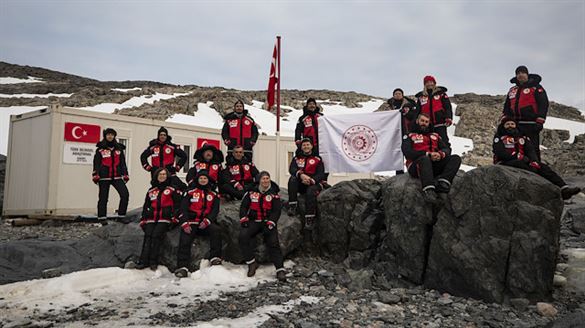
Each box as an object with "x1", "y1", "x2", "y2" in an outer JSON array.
[
  {"x1": 196, "y1": 138, "x2": 221, "y2": 150},
  {"x1": 64, "y1": 122, "x2": 101, "y2": 143}
]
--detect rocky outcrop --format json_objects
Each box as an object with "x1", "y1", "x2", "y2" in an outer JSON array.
[{"x1": 542, "y1": 134, "x2": 585, "y2": 176}]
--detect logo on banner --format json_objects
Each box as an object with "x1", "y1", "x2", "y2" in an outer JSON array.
[
  {"x1": 342, "y1": 125, "x2": 378, "y2": 162},
  {"x1": 64, "y1": 122, "x2": 101, "y2": 143}
]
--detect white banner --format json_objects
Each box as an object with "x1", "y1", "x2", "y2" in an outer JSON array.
[
  {"x1": 318, "y1": 111, "x2": 403, "y2": 173},
  {"x1": 63, "y1": 142, "x2": 94, "y2": 165}
]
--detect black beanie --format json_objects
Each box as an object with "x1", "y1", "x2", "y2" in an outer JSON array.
[
  {"x1": 158, "y1": 127, "x2": 168, "y2": 136},
  {"x1": 515, "y1": 66, "x2": 529, "y2": 75},
  {"x1": 255, "y1": 171, "x2": 271, "y2": 183},
  {"x1": 103, "y1": 128, "x2": 117, "y2": 139},
  {"x1": 306, "y1": 98, "x2": 317, "y2": 106},
  {"x1": 393, "y1": 88, "x2": 404, "y2": 95}
]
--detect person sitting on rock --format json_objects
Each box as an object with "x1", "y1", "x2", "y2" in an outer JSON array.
[
  {"x1": 175, "y1": 170, "x2": 223, "y2": 278},
  {"x1": 402, "y1": 113, "x2": 461, "y2": 205},
  {"x1": 140, "y1": 127, "x2": 187, "y2": 180},
  {"x1": 493, "y1": 117, "x2": 581, "y2": 200},
  {"x1": 222, "y1": 100, "x2": 259, "y2": 161},
  {"x1": 413, "y1": 75, "x2": 453, "y2": 147},
  {"x1": 287, "y1": 138, "x2": 325, "y2": 230},
  {"x1": 137, "y1": 168, "x2": 182, "y2": 270},
  {"x1": 238, "y1": 171, "x2": 286, "y2": 281},
  {"x1": 92, "y1": 128, "x2": 130, "y2": 224},
  {"x1": 219, "y1": 145, "x2": 259, "y2": 200},
  {"x1": 186, "y1": 144, "x2": 224, "y2": 190}
]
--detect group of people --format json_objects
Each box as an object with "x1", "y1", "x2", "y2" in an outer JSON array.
[{"x1": 91, "y1": 65, "x2": 581, "y2": 280}]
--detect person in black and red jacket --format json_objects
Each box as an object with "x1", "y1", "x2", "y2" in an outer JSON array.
[
  {"x1": 186, "y1": 144, "x2": 224, "y2": 190},
  {"x1": 174, "y1": 170, "x2": 223, "y2": 278},
  {"x1": 493, "y1": 117, "x2": 581, "y2": 200},
  {"x1": 140, "y1": 127, "x2": 187, "y2": 179},
  {"x1": 413, "y1": 76, "x2": 453, "y2": 147},
  {"x1": 239, "y1": 171, "x2": 286, "y2": 281},
  {"x1": 137, "y1": 168, "x2": 182, "y2": 270},
  {"x1": 287, "y1": 138, "x2": 325, "y2": 230},
  {"x1": 502, "y1": 65, "x2": 549, "y2": 160},
  {"x1": 220, "y1": 145, "x2": 260, "y2": 200},
  {"x1": 402, "y1": 113, "x2": 461, "y2": 205},
  {"x1": 92, "y1": 128, "x2": 130, "y2": 223},
  {"x1": 222, "y1": 100, "x2": 259, "y2": 161},
  {"x1": 295, "y1": 98, "x2": 323, "y2": 154}
]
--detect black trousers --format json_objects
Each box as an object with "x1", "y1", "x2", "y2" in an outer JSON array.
[
  {"x1": 434, "y1": 125, "x2": 450, "y2": 148},
  {"x1": 518, "y1": 124, "x2": 542, "y2": 161},
  {"x1": 288, "y1": 176, "x2": 322, "y2": 215},
  {"x1": 177, "y1": 224, "x2": 222, "y2": 269},
  {"x1": 408, "y1": 155, "x2": 462, "y2": 189},
  {"x1": 238, "y1": 221, "x2": 284, "y2": 269},
  {"x1": 97, "y1": 179, "x2": 129, "y2": 217},
  {"x1": 139, "y1": 222, "x2": 169, "y2": 266},
  {"x1": 219, "y1": 182, "x2": 255, "y2": 200},
  {"x1": 501, "y1": 160, "x2": 565, "y2": 187}
]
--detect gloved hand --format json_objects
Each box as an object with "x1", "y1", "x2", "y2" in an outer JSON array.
[
  {"x1": 445, "y1": 118, "x2": 453, "y2": 127},
  {"x1": 175, "y1": 165, "x2": 182, "y2": 172},
  {"x1": 139, "y1": 219, "x2": 146, "y2": 231},
  {"x1": 250, "y1": 141, "x2": 256, "y2": 146},
  {"x1": 199, "y1": 218, "x2": 211, "y2": 230},
  {"x1": 529, "y1": 161, "x2": 541, "y2": 170},
  {"x1": 92, "y1": 175, "x2": 100, "y2": 184},
  {"x1": 240, "y1": 216, "x2": 249, "y2": 228},
  {"x1": 224, "y1": 139, "x2": 232, "y2": 145},
  {"x1": 181, "y1": 223, "x2": 192, "y2": 234},
  {"x1": 144, "y1": 164, "x2": 152, "y2": 172},
  {"x1": 123, "y1": 175, "x2": 130, "y2": 183},
  {"x1": 266, "y1": 220, "x2": 276, "y2": 230}
]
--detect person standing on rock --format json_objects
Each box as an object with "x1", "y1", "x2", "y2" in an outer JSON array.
[
  {"x1": 402, "y1": 113, "x2": 461, "y2": 205},
  {"x1": 295, "y1": 98, "x2": 323, "y2": 154},
  {"x1": 186, "y1": 144, "x2": 224, "y2": 190},
  {"x1": 137, "y1": 168, "x2": 182, "y2": 270},
  {"x1": 492, "y1": 118, "x2": 581, "y2": 200},
  {"x1": 287, "y1": 138, "x2": 325, "y2": 230},
  {"x1": 222, "y1": 100, "x2": 259, "y2": 161},
  {"x1": 219, "y1": 145, "x2": 260, "y2": 200},
  {"x1": 140, "y1": 127, "x2": 187, "y2": 180},
  {"x1": 502, "y1": 65, "x2": 549, "y2": 161},
  {"x1": 92, "y1": 128, "x2": 130, "y2": 224},
  {"x1": 238, "y1": 171, "x2": 286, "y2": 281},
  {"x1": 375, "y1": 88, "x2": 416, "y2": 174},
  {"x1": 175, "y1": 170, "x2": 223, "y2": 278},
  {"x1": 414, "y1": 76, "x2": 453, "y2": 146}
]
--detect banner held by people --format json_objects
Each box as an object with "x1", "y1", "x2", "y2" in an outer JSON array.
[{"x1": 318, "y1": 111, "x2": 403, "y2": 173}]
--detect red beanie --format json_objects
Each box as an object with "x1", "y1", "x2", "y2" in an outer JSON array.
[{"x1": 423, "y1": 75, "x2": 436, "y2": 85}]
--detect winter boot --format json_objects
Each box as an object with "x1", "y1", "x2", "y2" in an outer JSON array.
[
  {"x1": 149, "y1": 264, "x2": 158, "y2": 271},
  {"x1": 561, "y1": 186, "x2": 581, "y2": 200},
  {"x1": 174, "y1": 267, "x2": 189, "y2": 278},
  {"x1": 247, "y1": 260, "x2": 259, "y2": 277},
  {"x1": 435, "y1": 179, "x2": 451, "y2": 193},
  {"x1": 210, "y1": 257, "x2": 223, "y2": 266},
  {"x1": 276, "y1": 268, "x2": 287, "y2": 282},
  {"x1": 287, "y1": 202, "x2": 297, "y2": 217},
  {"x1": 423, "y1": 187, "x2": 439, "y2": 205},
  {"x1": 304, "y1": 214, "x2": 316, "y2": 230}
]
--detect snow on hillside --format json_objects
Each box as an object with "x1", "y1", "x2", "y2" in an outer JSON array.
[
  {"x1": 112, "y1": 87, "x2": 142, "y2": 92},
  {"x1": 544, "y1": 116, "x2": 585, "y2": 143},
  {"x1": 0, "y1": 93, "x2": 72, "y2": 98},
  {"x1": 167, "y1": 102, "x2": 224, "y2": 129},
  {"x1": 78, "y1": 92, "x2": 191, "y2": 114},
  {"x1": 0, "y1": 76, "x2": 44, "y2": 84},
  {"x1": 0, "y1": 106, "x2": 46, "y2": 155},
  {"x1": 0, "y1": 260, "x2": 299, "y2": 327}
]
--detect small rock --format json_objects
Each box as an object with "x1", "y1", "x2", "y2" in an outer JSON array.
[
  {"x1": 4, "y1": 319, "x2": 32, "y2": 328},
  {"x1": 510, "y1": 298, "x2": 530, "y2": 311},
  {"x1": 556, "y1": 263, "x2": 569, "y2": 273},
  {"x1": 317, "y1": 270, "x2": 334, "y2": 278},
  {"x1": 377, "y1": 291, "x2": 401, "y2": 304},
  {"x1": 124, "y1": 261, "x2": 136, "y2": 269},
  {"x1": 553, "y1": 274, "x2": 567, "y2": 287},
  {"x1": 536, "y1": 302, "x2": 558, "y2": 317},
  {"x1": 41, "y1": 268, "x2": 62, "y2": 279},
  {"x1": 437, "y1": 295, "x2": 453, "y2": 305}
]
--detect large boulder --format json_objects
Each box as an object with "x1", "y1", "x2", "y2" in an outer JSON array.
[
  {"x1": 317, "y1": 179, "x2": 384, "y2": 264},
  {"x1": 0, "y1": 200, "x2": 302, "y2": 284},
  {"x1": 425, "y1": 165, "x2": 564, "y2": 303}
]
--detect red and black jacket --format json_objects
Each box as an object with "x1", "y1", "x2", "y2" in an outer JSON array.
[
  {"x1": 140, "y1": 180, "x2": 182, "y2": 227},
  {"x1": 503, "y1": 74, "x2": 548, "y2": 125},
  {"x1": 295, "y1": 107, "x2": 323, "y2": 150},
  {"x1": 220, "y1": 156, "x2": 259, "y2": 189},
  {"x1": 414, "y1": 86, "x2": 453, "y2": 128},
  {"x1": 289, "y1": 151, "x2": 326, "y2": 184},
  {"x1": 92, "y1": 140, "x2": 128, "y2": 180},
  {"x1": 180, "y1": 185, "x2": 220, "y2": 228},
  {"x1": 492, "y1": 124, "x2": 538, "y2": 164},
  {"x1": 186, "y1": 145, "x2": 224, "y2": 186},
  {"x1": 239, "y1": 181, "x2": 282, "y2": 222},
  {"x1": 401, "y1": 124, "x2": 451, "y2": 169},
  {"x1": 221, "y1": 110, "x2": 259, "y2": 151},
  {"x1": 140, "y1": 136, "x2": 187, "y2": 175}
]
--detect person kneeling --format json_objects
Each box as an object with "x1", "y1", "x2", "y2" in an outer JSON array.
[
  {"x1": 137, "y1": 168, "x2": 182, "y2": 270},
  {"x1": 220, "y1": 145, "x2": 259, "y2": 200},
  {"x1": 493, "y1": 118, "x2": 581, "y2": 200},
  {"x1": 402, "y1": 113, "x2": 461, "y2": 205},
  {"x1": 175, "y1": 170, "x2": 223, "y2": 278},
  {"x1": 239, "y1": 171, "x2": 286, "y2": 282},
  {"x1": 287, "y1": 138, "x2": 325, "y2": 230}
]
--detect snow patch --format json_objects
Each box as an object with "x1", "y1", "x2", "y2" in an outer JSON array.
[
  {"x1": 78, "y1": 92, "x2": 191, "y2": 114},
  {"x1": 0, "y1": 106, "x2": 46, "y2": 155},
  {"x1": 0, "y1": 76, "x2": 44, "y2": 84},
  {"x1": 0, "y1": 93, "x2": 72, "y2": 98},
  {"x1": 544, "y1": 116, "x2": 585, "y2": 143},
  {"x1": 112, "y1": 87, "x2": 142, "y2": 92},
  {"x1": 167, "y1": 101, "x2": 224, "y2": 129}
]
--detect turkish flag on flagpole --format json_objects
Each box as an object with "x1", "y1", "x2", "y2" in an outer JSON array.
[{"x1": 267, "y1": 37, "x2": 280, "y2": 131}]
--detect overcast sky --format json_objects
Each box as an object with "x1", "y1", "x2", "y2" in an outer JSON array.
[{"x1": 1, "y1": 0, "x2": 584, "y2": 109}]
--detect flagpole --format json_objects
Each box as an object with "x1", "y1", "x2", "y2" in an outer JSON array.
[{"x1": 275, "y1": 36, "x2": 282, "y2": 185}]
